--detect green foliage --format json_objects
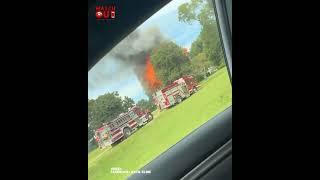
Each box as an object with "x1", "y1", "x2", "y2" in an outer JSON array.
[
  {"x1": 95, "y1": 92, "x2": 125, "y2": 124},
  {"x1": 88, "y1": 127, "x2": 94, "y2": 141},
  {"x1": 88, "y1": 99, "x2": 95, "y2": 123},
  {"x1": 178, "y1": 0, "x2": 204, "y2": 24},
  {"x1": 150, "y1": 41, "x2": 191, "y2": 86},
  {"x1": 178, "y1": 0, "x2": 224, "y2": 68},
  {"x1": 88, "y1": 92, "x2": 127, "y2": 133},
  {"x1": 200, "y1": 24, "x2": 223, "y2": 67},
  {"x1": 122, "y1": 96, "x2": 135, "y2": 111},
  {"x1": 189, "y1": 38, "x2": 203, "y2": 58},
  {"x1": 190, "y1": 52, "x2": 213, "y2": 79},
  {"x1": 196, "y1": 0, "x2": 215, "y2": 26},
  {"x1": 136, "y1": 99, "x2": 157, "y2": 112},
  {"x1": 212, "y1": 42, "x2": 225, "y2": 67},
  {"x1": 178, "y1": 3, "x2": 196, "y2": 24},
  {"x1": 88, "y1": 99, "x2": 96, "y2": 140}
]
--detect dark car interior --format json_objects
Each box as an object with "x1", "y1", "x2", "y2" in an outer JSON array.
[{"x1": 88, "y1": 0, "x2": 232, "y2": 179}]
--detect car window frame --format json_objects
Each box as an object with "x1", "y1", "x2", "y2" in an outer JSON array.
[
  {"x1": 87, "y1": 0, "x2": 233, "y2": 179},
  {"x1": 214, "y1": 0, "x2": 232, "y2": 80}
]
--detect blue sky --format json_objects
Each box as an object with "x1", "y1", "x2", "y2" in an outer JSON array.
[{"x1": 88, "y1": 0, "x2": 201, "y2": 102}]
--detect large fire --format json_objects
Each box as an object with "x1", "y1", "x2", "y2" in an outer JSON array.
[{"x1": 144, "y1": 54, "x2": 162, "y2": 93}]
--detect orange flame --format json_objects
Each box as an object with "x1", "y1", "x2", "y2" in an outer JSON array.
[{"x1": 144, "y1": 54, "x2": 162, "y2": 92}]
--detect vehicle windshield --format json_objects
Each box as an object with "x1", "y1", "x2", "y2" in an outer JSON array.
[{"x1": 88, "y1": 0, "x2": 232, "y2": 179}]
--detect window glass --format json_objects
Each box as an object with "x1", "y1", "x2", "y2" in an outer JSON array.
[{"x1": 88, "y1": 0, "x2": 232, "y2": 179}]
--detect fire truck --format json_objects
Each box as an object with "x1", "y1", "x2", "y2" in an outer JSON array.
[
  {"x1": 153, "y1": 75, "x2": 199, "y2": 110},
  {"x1": 94, "y1": 106, "x2": 153, "y2": 149}
]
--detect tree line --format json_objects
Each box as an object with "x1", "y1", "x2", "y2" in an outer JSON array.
[{"x1": 149, "y1": 0, "x2": 225, "y2": 85}]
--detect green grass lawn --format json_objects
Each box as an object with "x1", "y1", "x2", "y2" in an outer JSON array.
[{"x1": 88, "y1": 67, "x2": 232, "y2": 180}]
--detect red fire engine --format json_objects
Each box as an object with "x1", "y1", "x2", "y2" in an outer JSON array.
[
  {"x1": 152, "y1": 75, "x2": 199, "y2": 110},
  {"x1": 94, "y1": 106, "x2": 153, "y2": 149}
]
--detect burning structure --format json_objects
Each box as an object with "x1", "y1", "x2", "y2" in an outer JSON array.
[
  {"x1": 107, "y1": 27, "x2": 166, "y2": 96},
  {"x1": 144, "y1": 54, "x2": 162, "y2": 93}
]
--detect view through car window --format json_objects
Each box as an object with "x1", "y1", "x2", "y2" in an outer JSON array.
[{"x1": 88, "y1": 0, "x2": 232, "y2": 179}]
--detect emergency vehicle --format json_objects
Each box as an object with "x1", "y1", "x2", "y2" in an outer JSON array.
[
  {"x1": 94, "y1": 106, "x2": 153, "y2": 149},
  {"x1": 153, "y1": 75, "x2": 199, "y2": 110}
]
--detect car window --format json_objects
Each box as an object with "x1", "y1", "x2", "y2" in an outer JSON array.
[
  {"x1": 88, "y1": 0, "x2": 232, "y2": 179},
  {"x1": 225, "y1": 0, "x2": 232, "y2": 30}
]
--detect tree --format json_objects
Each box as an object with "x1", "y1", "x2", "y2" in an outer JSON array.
[
  {"x1": 178, "y1": 0, "x2": 214, "y2": 27},
  {"x1": 136, "y1": 99, "x2": 157, "y2": 112},
  {"x1": 200, "y1": 22, "x2": 224, "y2": 67},
  {"x1": 88, "y1": 99, "x2": 96, "y2": 140},
  {"x1": 191, "y1": 52, "x2": 213, "y2": 80},
  {"x1": 150, "y1": 41, "x2": 191, "y2": 86},
  {"x1": 178, "y1": 0, "x2": 225, "y2": 68},
  {"x1": 88, "y1": 124, "x2": 95, "y2": 141},
  {"x1": 88, "y1": 99, "x2": 95, "y2": 123},
  {"x1": 189, "y1": 38, "x2": 203, "y2": 58},
  {"x1": 122, "y1": 96, "x2": 135, "y2": 111},
  {"x1": 90, "y1": 92, "x2": 125, "y2": 131}
]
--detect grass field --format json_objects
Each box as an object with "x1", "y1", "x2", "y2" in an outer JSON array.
[{"x1": 88, "y1": 67, "x2": 232, "y2": 180}]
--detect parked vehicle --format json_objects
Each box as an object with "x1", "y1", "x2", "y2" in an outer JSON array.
[
  {"x1": 94, "y1": 106, "x2": 153, "y2": 149},
  {"x1": 152, "y1": 75, "x2": 199, "y2": 110}
]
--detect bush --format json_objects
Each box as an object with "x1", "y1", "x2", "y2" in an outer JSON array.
[{"x1": 194, "y1": 74, "x2": 205, "y2": 82}]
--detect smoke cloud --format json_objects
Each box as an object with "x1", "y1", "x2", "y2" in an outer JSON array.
[
  {"x1": 89, "y1": 27, "x2": 167, "y2": 98},
  {"x1": 110, "y1": 27, "x2": 166, "y2": 93}
]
